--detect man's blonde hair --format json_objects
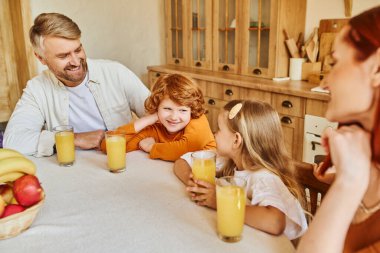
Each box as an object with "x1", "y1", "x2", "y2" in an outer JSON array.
[{"x1": 29, "y1": 13, "x2": 81, "y2": 56}]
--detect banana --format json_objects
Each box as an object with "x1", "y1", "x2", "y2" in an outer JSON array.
[
  {"x1": 0, "y1": 148, "x2": 23, "y2": 160},
  {"x1": 0, "y1": 157, "x2": 36, "y2": 176},
  {"x1": 0, "y1": 172, "x2": 25, "y2": 184}
]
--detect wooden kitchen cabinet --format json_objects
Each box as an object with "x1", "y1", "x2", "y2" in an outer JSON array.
[
  {"x1": 165, "y1": 0, "x2": 187, "y2": 66},
  {"x1": 204, "y1": 96, "x2": 226, "y2": 132},
  {"x1": 212, "y1": 0, "x2": 241, "y2": 74},
  {"x1": 164, "y1": 0, "x2": 306, "y2": 78},
  {"x1": 0, "y1": 0, "x2": 36, "y2": 122},
  {"x1": 279, "y1": 114, "x2": 304, "y2": 161},
  {"x1": 165, "y1": 0, "x2": 213, "y2": 70},
  {"x1": 305, "y1": 99, "x2": 328, "y2": 117},
  {"x1": 188, "y1": 0, "x2": 213, "y2": 69},
  {"x1": 240, "y1": 0, "x2": 306, "y2": 78},
  {"x1": 148, "y1": 71, "x2": 162, "y2": 88}
]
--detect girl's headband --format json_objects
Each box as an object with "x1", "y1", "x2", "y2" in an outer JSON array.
[{"x1": 228, "y1": 103, "x2": 243, "y2": 119}]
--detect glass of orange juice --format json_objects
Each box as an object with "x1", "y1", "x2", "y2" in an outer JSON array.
[
  {"x1": 105, "y1": 131, "x2": 126, "y2": 173},
  {"x1": 216, "y1": 176, "x2": 246, "y2": 242},
  {"x1": 191, "y1": 150, "x2": 216, "y2": 184},
  {"x1": 53, "y1": 125, "x2": 75, "y2": 166}
]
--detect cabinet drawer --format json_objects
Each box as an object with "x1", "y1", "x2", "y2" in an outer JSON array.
[
  {"x1": 206, "y1": 83, "x2": 240, "y2": 101},
  {"x1": 306, "y1": 99, "x2": 328, "y2": 117},
  {"x1": 240, "y1": 88, "x2": 272, "y2": 104},
  {"x1": 148, "y1": 71, "x2": 164, "y2": 88},
  {"x1": 278, "y1": 114, "x2": 304, "y2": 161},
  {"x1": 272, "y1": 94, "x2": 305, "y2": 117},
  {"x1": 204, "y1": 97, "x2": 227, "y2": 133},
  {"x1": 195, "y1": 79, "x2": 207, "y2": 96},
  {"x1": 204, "y1": 97, "x2": 227, "y2": 110}
]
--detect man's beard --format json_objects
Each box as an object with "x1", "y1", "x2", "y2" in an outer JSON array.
[{"x1": 50, "y1": 58, "x2": 88, "y2": 86}]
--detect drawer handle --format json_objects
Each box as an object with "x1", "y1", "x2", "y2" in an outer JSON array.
[
  {"x1": 222, "y1": 65, "x2": 230, "y2": 71},
  {"x1": 225, "y1": 89, "x2": 233, "y2": 96},
  {"x1": 175, "y1": 59, "x2": 180, "y2": 64},
  {"x1": 253, "y1": 68, "x2": 262, "y2": 75},
  {"x1": 195, "y1": 61, "x2": 202, "y2": 67},
  {"x1": 281, "y1": 116, "x2": 292, "y2": 125},
  {"x1": 208, "y1": 99, "x2": 216, "y2": 105},
  {"x1": 155, "y1": 73, "x2": 160, "y2": 77},
  {"x1": 281, "y1": 100, "x2": 293, "y2": 108}
]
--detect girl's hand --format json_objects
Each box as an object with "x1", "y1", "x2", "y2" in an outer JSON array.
[
  {"x1": 186, "y1": 173, "x2": 197, "y2": 187},
  {"x1": 186, "y1": 179, "x2": 216, "y2": 209},
  {"x1": 138, "y1": 137, "x2": 156, "y2": 152},
  {"x1": 323, "y1": 125, "x2": 371, "y2": 190}
]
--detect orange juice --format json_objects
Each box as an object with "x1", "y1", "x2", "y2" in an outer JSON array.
[
  {"x1": 192, "y1": 159, "x2": 216, "y2": 184},
  {"x1": 106, "y1": 134, "x2": 126, "y2": 172},
  {"x1": 216, "y1": 177, "x2": 246, "y2": 242},
  {"x1": 191, "y1": 150, "x2": 216, "y2": 184},
  {"x1": 55, "y1": 130, "x2": 75, "y2": 166}
]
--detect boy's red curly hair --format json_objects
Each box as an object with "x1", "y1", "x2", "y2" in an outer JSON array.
[{"x1": 144, "y1": 74, "x2": 205, "y2": 119}]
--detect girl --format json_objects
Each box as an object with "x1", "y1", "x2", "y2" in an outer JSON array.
[
  {"x1": 101, "y1": 74, "x2": 216, "y2": 161},
  {"x1": 298, "y1": 6, "x2": 380, "y2": 253},
  {"x1": 174, "y1": 99, "x2": 307, "y2": 240}
]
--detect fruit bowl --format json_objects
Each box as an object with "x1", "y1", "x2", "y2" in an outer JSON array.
[{"x1": 0, "y1": 198, "x2": 44, "y2": 240}]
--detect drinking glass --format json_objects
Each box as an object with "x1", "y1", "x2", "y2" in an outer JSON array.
[
  {"x1": 191, "y1": 150, "x2": 216, "y2": 184},
  {"x1": 105, "y1": 131, "x2": 126, "y2": 173},
  {"x1": 54, "y1": 125, "x2": 75, "y2": 166},
  {"x1": 216, "y1": 176, "x2": 247, "y2": 242}
]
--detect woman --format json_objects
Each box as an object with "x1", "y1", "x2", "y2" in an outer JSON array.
[{"x1": 297, "y1": 6, "x2": 380, "y2": 253}]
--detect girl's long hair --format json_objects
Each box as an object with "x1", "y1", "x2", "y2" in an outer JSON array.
[{"x1": 221, "y1": 100, "x2": 304, "y2": 204}]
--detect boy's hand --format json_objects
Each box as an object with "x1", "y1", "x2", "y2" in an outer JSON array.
[
  {"x1": 139, "y1": 137, "x2": 156, "y2": 152},
  {"x1": 134, "y1": 113, "x2": 159, "y2": 132},
  {"x1": 147, "y1": 113, "x2": 159, "y2": 125},
  {"x1": 186, "y1": 179, "x2": 217, "y2": 209}
]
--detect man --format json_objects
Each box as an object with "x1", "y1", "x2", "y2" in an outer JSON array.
[{"x1": 3, "y1": 13, "x2": 150, "y2": 156}]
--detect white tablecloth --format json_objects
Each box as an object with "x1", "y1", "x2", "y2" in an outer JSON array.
[{"x1": 1, "y1": 150, "x2": 295, "y2": 253}]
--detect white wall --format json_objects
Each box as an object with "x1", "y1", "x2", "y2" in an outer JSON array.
[
  {"x1": 30, "y1": 0, "x2": 165, "y2": 85},
  {"x1": 29, "y1": 0, "x2": 380, "y2": 85},
  {"x1": 305, "y1": 0, "x2": 380, "y2": 38}
]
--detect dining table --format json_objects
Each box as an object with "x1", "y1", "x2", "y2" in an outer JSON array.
[{"x1": 1, "y1": 150, "x2": 296, "y2": 253}]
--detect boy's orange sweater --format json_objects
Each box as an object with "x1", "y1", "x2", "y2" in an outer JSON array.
[{"x1": 101, "y1": 114, "x2": 216, "y2": 161}]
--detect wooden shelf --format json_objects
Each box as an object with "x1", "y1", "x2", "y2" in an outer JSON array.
[
  {"x1": 248, "y1": 27, "x2": 270, "y2": 31},
  {"x1": 218, "y1": 28, "x2": 236, "y2": 32},
  {"x1": 170, "y1": 27, "x2": 183, "y2": 31},
  {"x1": 191, "y1": 27, "x2": 206, "y2": 31}
]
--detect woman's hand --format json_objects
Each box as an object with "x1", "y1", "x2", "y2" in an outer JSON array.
[
  {"x1": 313, "y1": 162, "x2": 336, "y2": 184},
  {"x1": 186, "y1": 179, "x2": 216, "y2": 209},
  {"x1": 323, "y1": 125, "x2": 371, "y2": 191},
  {"x1": 138, "y1": 137, "x2": 156, "y2": 152}
]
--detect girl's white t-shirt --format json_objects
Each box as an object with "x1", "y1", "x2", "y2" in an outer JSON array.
[
  {"x1": 180, "y1": 151, "x2": 308, "y2": 240},
  {"x1": 235, "y1": 169, "x2": 308, "y2": 240}
]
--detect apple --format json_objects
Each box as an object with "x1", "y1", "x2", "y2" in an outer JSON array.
[
  {"x1": 0, "y1": 204, "x2": 25, "y2": 218},
  {"x1": 0, "y1": 184, "x2": 14, "y2": 204},
  {"x1": 13, "y1": 175, "x2": 44, "y2": 207},
  {"x1": 0, "y1": 196, "x2": 5, "y2": 217}
]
